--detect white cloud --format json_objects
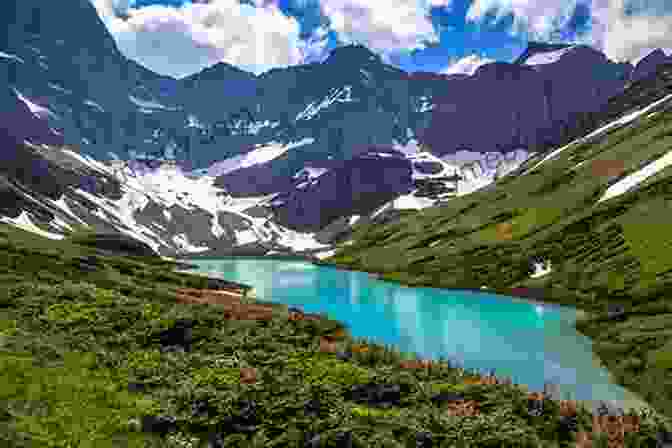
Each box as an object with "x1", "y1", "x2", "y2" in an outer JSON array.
[
  {"x1": 428, "y1": 0, "x2": 452, "y2": 7},
  {"x1": 89, "y1": 0, "x2": 329, "y2": 77},
  {"x1": 318, "y1": 0, "x2": 441, "y2": 58},
  {"x1": 461, "y1": 0, "x2": 672, "y2": 64},
  {"x1": 587, "y1": 0, "x2": 672, "y2": 63},
  {"x1": 441, "y1": 53, "x2": 495, "y2": 75},
  {"x1": 465, "y1": 0, "x2": 582, "y2": 41}
]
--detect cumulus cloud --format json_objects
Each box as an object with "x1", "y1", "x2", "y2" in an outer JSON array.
[
  {"x1": 89, "y1": 0, "x2": 329, "y2": 77},
  {"x1": 441, "y1": 54, "x2": 495, "y2": 75},
  {"x1": 428, "y1": 0, "x2": 452, "y2": 7},
  {"x1": 587, "y1": 0, "x2": 672, "y2": 63},
  {"x1": 461, "y1": 0, "x2": 672, "y2": 64},
  {"x1": 318, "y1": 0, "x2": 441, "y2": 59},
  {"x1": 465, "y1": 0, "x2": 582, "y2": 41}
]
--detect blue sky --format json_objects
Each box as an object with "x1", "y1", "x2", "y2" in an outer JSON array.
[{"x1": 90, "y1": 0, "x2": 672, "y2": 78}]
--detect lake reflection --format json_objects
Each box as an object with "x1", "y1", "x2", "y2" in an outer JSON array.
[{"x1": 183, "y1": 257, "x2": 646, "y2": 410}]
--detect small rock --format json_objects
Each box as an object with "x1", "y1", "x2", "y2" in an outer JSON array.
[
  {"x1": 127, "y1": 382, "x2": 146, "y2": 393},
  {"x1": 334, "y1": 431, "x2": 353, "y2": 448},
  {"x1": 206, "y1": 432, "x2": 226, "y2": 448},
  {"x1": 336, "y1": 351, "x2": 352, "y2": 361},
  {"x1": 416, "y1": 431, "x2": 433, "y2": 448},
  {"x1": 430, "y1": 391, "x2": 466, "y2": 406},
  {"x1": 141, "y1": 415, "x2": 178, "y2": 435},
  {"x1": 191, "y1": 399, "x2": 214, "y2": 418},
  {"x1": 607, "y1": 303, "x2": 627, "y2": 320},
  {"x1": 557, "y1": 415, "x2": 579, "y2": 441},
  {"x1": 593, "y1": 400, "x2": 624, "y2": 417},
  {"x1": 304, "y1": 433, "x2": 321, "y2": 448},
  {"x1": 155, "y1": 319, "x2": 195, "y2": 350},
  {"x1": 304, "y1": 398, "x2": 321, "y2": 418},
  {"x1": 346, "y1": 382, "x2": 411, "y2": 407},
  {"x1": 657, "y1": 429, "x2": 672, "y2": 447},
  {"x1": 160, "y1": 345, "x2": 185, "y2": 354}
]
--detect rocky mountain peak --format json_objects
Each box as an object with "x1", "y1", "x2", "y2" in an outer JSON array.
[
  {"x1": 631, "y1": 49, "x2": 672, "y2": 83},
  {"x1": 323, "y1": 44, "x2": 383, "y2": 67},
  {"x1": 514, "y1": 41, "x2": 574, "y2": 65}
]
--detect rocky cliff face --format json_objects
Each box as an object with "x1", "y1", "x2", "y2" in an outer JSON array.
[
  {"x1": 630, "y1": 49, "x2": 672, "y2": 84},
  {"x1": 423, "y1": 45, "x2": 632, "y2": 156},
  {"x1": 270, "y1": 147, "x2": 414, "y2": 232}
]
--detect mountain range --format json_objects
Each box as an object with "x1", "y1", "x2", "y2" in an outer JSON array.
[{"x1": 2, "y1": 0, "x2": 672, "y2": 260}]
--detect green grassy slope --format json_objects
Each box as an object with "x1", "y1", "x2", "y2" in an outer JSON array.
[
  {"x1": 2, "y1": 223, "x2": 672, "y2": 447},
  {"x1": 324, "y1": 72, "x2": 672, "y2": 418}
]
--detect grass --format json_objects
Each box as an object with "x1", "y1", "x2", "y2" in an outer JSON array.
[
  {"x1": 1, "y1": 224, "x2": 671, "y2": 447},
  {"x1": 323, "y1": 85, "x2": 672, "y2": 421}
]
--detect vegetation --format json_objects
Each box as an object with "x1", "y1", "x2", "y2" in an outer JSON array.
[
  {"x1": 0, "y1": 222, "x2": 670, "y2": 447},
  {"x1": 324, "y1": 79, "x2": 672, "y2": 423}
]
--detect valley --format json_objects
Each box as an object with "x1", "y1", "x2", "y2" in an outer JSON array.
[{"x1": 2, "y1": 0, "x2": 672, "y2": 446}]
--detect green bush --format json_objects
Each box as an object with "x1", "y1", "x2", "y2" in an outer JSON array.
[{"x1": 0, "y1": 351, "x2": 158, "y2": 448}]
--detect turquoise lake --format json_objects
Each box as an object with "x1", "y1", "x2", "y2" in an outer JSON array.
[{"x1": 182, "y1": 257, "x2": 648, "y2": 411}]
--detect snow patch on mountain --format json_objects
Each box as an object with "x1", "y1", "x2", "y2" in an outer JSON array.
[
  {"x1": 314, "y1": 249, "x2": 336, "y2": 260},
  {"x1": 48, "y1": 83, "x2": 72, "y2": 94},
  {"x1": 49, "y1": 215, "x2": 74, "y2": 231},
  {"x1": 47, "y1": 196, "x2": 87, "y2": 226},
  {"x1": 275, "y1": 227, "x2": 331, "y2": 251},
  {"x1": 409, "y1": 152, "x2": 459, "y2": 180},
  {"x1": 60, "y1": 148, "x2": 116, "y2": 176},
  {"x1": 172, "y1": 233, "x2": 210, "y2": 253},
  {"x1": 417, "y1": 96, "x2": 435, "y2": 112},
  {"x1": 84, "y1": 99, "x2": 105, "y2": 113},
  {"x1": 526, "y1": 93, "x2": 672, "y2": 174},
  {"x1": 13, "y1": 88, "x2": 59, "y2": 120},
  {"x1": 393, "y1": 192, "x2": 436, "y2": 210},
  {"x1": 598, "y1": 149, "x2": 672, "y2": 203},
  {"x1": 234, "y1": 229, "x2": 258, "y2": 245},
  {"x1": 0, "y1": 51, "x2": 24, "y2": 63},
  {"x1": 128, "y1": 95, "x2": 179, "y2": 111},
  {"x1": 103, "y1": 162, "x2": 328, "y2": 253},
  {"x1": 295, "y1": 86, "x2": 354, "y2": 121},
  {"x1": 72, "y1": 186, "x2": 169, "y2": 253},
  {"x1": 0, "y1": 211, "x2": 64, "y2": 240},
  {"x1": 208, "y1": 138, "x2": 315, "y2": 177},
  {"x1": 220, "y1": 194, "x2": 278, "y2": 213},
  {"x1": 524, "y1": 46, "x2": 577, "y2": 66},
  {"x1": 293, "y1": 167, "x2": 329, "y2": 187}
]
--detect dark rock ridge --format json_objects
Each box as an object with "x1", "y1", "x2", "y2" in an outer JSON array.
[
  {"x1": 423, "y1": 44, "x2": 633, "y2": 157},
  {"x1": 4, "y1": 0, "x2": 670, "y2": 185},
  {"x1": 630, "y1": 49, "x2": 672, "y2": 84},
  {"x1": 270, "y1": 147, "x2": 414, "y2": 233}
]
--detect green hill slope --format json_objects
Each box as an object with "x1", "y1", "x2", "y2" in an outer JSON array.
[
  {"x1": 3, "y1": 207, "x2": 672, "y2": 446},
  {"x1": 325, "y1": 65, "x2": 672, "y2": 417}
]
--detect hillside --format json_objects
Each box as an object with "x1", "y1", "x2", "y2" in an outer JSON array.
[
  {"x1": 2, "y1": 222, "x2": 672, "y2": 447},
  {"x1": 323, "y1": 63, "x2": 672, "y2": 418}
]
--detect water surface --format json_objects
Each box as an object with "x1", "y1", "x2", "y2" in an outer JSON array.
[{"x1": 182, "y1": 257, "x2": 648, "y2": 411}]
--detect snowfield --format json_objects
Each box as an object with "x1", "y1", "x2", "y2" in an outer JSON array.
[
  {"x1": 525, "y1": 93, "x2": 672, "y2": 175},
  {"x1": 207, "y1": 138, "x2": 315, "y2": 177},
  {"x1": 598, "y1": 149, "x2": 672, "y2": 203},
  {"x1": 0, "y1": 211, "x2": 65, "y2": 240}
]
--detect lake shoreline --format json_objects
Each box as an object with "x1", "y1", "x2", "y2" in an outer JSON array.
[
  {"x1": 179, "y1": 256, "x2": 655, "y2": 414},
  {"x1": 312, "y1": 258, "x2": 599, "y2": 318}
]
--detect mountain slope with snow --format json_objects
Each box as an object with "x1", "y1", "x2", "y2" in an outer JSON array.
[
  {"x1": 321, "y1": 62, "x2": 672, "y2": 420},
  {"x1": 0, "y1": 135, "x2": 330, "y2": 258}
]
